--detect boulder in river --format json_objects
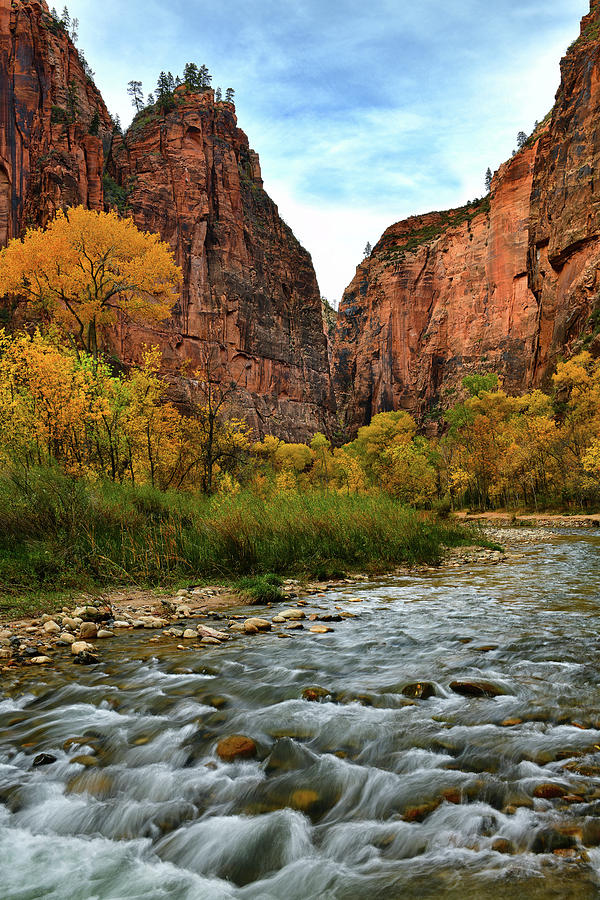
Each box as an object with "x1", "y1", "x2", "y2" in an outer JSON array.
[
  {"x1": 216, "y1": 735, "x2": 257, "y2": 762},
  {"x1": 449, "y1": 680, "x2": 506, "y2": 698},
  {"x1": 244, "y1": 618, "x2": 271, "y2": 633},
  {"x1": 33, "y1": 753, "x2": 57, "y2": 767},
  {"x1": 79, "y1": 623, "x2": 98, "y2": 640},
  {"x1": 302, "y1": 687, "x2": 330, "y2": 703},
  {"x1": 402, "y1": 682, "x2": 437, "y2": 700}
]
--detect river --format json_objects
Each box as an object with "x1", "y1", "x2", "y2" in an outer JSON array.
[{"x1": 2, "y1": 529, "x2": 600, "y2": 898}]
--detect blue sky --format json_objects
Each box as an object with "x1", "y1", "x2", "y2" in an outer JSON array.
[{"x1": 66, "y1": 0, "x2": 588, "y2": 303}]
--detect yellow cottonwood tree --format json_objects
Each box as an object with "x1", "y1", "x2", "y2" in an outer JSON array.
[{"x1": 0, "y1": 206, "x2": 181, "y2": 358}]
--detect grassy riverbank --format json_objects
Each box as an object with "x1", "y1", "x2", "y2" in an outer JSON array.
[{"x1": 0, "y1": 468, "x2": 480, "y2": 620}]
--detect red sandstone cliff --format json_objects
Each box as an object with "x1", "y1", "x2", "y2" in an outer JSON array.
[
  {"x1": 107, "y1": 90, "x2": 334, "y2": 439},
  {"x1": 0, "y1": 0, "x2": 334, "y2": 440},
  {"x1": 0, "y1": 0, "x2": 112, "y2": 246},
  {"x1": 333, "y1": 0, "x2": 600, "y2": 433}
]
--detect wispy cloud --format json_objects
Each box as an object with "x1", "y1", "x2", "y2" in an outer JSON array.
[{"x1": 68, "y1": 0, "x2": 588, "y2": 301}]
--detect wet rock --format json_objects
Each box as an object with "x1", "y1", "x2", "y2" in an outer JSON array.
[
  {"x1": 533, "y1": 783, "x2": 569, "y2": 800},
  {"x1": 59, "y1": 632, "x2": 75, "y2": 645},
  {"x1": 112, "y1": 621, "x2": 131, "y2": 629},
  {"x1": 265, "y1": 738, "x2": 317, "y2": 774},
  {"x1": 229, "y1": 624, "x2": 246, "y2": 633},
  {"x1": 272, "y1": 615, "x2": 286, "y2": 623},
  {"x1": 182, "y1": 629, "x2": 197, "y2": 639},
  {"x1": 43, "y1": 621, "x2": 60, "y2": 634},
  {"x1": 0, "y1": 649, "x2": 11, "y2": 660},
  {"x1": 286, "y1": 623, "x2": 304, "y2": 631},
  {"x1": 244, "y1": 618, "x2": 271, "y2": 633},
  {"x1": 302, "y1": 687, "x2": 330, "y2": 702},
  {"x1": 216, "y1": 734, "x2": 257, "y2": 762},
  {"x1": 582, "y1": 820, "x2": 600, "y2": 847},
  {"x1": 280, "y1": 609, "x2": 305, "y2": 621},
  {"x1": 197, "y1": 624, "x2": 229, "y2": 641},
  {"x1": 402, "y1": 682, "x2": 436, "y2": 700},
  {"x1": 449, "y1": 680, "x2": 507, "y2": 698},
  {"x1": 72, "y1": 650, "x2": 100, "y2": 665},
  {"x1": 500, "y1": 717, "x2": 522, "y2": 727},
  {"x1": 70, "y1": 755, "x2": 99, "y2": 767},
  {"x1": 309, "y1": 625, "x2": 333, "y2": 634},
  {"x1": 30, "y1": 656, "x2": 52, "y2": 665},
  {"x1": 491, "y1": 838, "x2": 516, "y2": 854},
  {"x1": 97, "y1": 629, "x2": 114, "y2": 639},
  {"x1": 32, "y1": 753, "x2": 57, "y2": 767},
  {"x1": 79, "y1": 623, "x2": 98, "y2": 640},
  {"x1": 290, "y1": 789, "x2": 320, "y2": 813},
  {"x1": 61, "y1": 617, "x2": 79, "y2": 630},
  {"x1": 71, "y1": 641, "x2": 94, "y2": 655},
  {"x1": 532, "y1": 827, "x2": 578, "y2": 854},
  {"x1": 403, "y1": 799, "x2": 441, "y2": 822},
  {"x1": 68, "y1": 772, "x2": 113, "y2": 798}
]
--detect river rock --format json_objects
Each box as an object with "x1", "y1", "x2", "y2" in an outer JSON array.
[
  {"x1": 272, "y1": 615, "x2": 286, "y2": 623},
  {"x1": 0, "y1": 649, "x2": 11, "y2": 660},
  {"x1": 402, "y1": 682, "x2": 437, "y2": 700},
  {"x1": 216, "y1": 735, "x2": 257, "y2": 762},
  {"x1": 229, "y1": 624, "x2": 245, "y2": 633},
  {"x1": 449, "y1": 680, "x2": 506, "y2": 698},
  {"x1": 112, "y1": 621, "x2": 131, "y2": 629},
  {"x1": 309, "y1": 625, "x2": 333, "y2": 634},
  {"x1": 61, "y1": 617, "x2": 79, "y2": 630},
  {"x1": 30, "y1": 656, "x2": 52, "y2": 665},
  {"x1": 79, "y1": 623, "x2": 98, "y2": 640},
  {"x1": 244, "y1": 618, "x2": 271, "y2": 632},
  {"x1": 70, "y1": 755, "x2": 99, "y2": 767},
  {"x1": 59, "y1": 632, "x2": 75, "y2": 644},
  {"x1": 532, "y1": 827, "x2": 578, "y2": 854},
  {"x1": 302, "y1": 687, "x2": 330, "y2": 702},
  {"x1": 43, "y1": 621, "x2": 60, "y2": 634},
  {"x1": 533, "y1": 783, "x2": 569, "y2": 799},
  {"x1": 96, "y1": 630, "x2": 114, "y2": 639},
  {"x1": 280, "y1": 609, "x2": 305, "y2": 620},
  {"x1": 33, "y1": 753, "x2": 57, "y2": 767},
  {"x1": 290, "y1": 789, "x2": 320, "y2": 813},
  {"x1": 71, "y1": 641, "x2": 94, "y2": 655},
  {"x1": 197, "y1": 624, "x2": 229, "y2": 641},
  {"x1": 286, "y1": 623, "x2": 304, "y2": 630},
  {"x1": 182, "y1": 629, "x2": 197, "y2": 639}
]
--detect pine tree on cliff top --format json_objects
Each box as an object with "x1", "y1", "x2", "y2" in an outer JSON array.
[
  {"x1": 127, "y1": 80, "x2": 144, "y2": 113},
  {"x1": 485, "y1": 168, "x2": 492, "y2": 192},
  {"x1": 225, "y1": 87, "x2": 235, "y2": 103}
]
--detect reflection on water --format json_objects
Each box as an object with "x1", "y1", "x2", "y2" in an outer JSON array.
[{"x1": 2, "y1": 530, "x2": 600, "y2": 898}]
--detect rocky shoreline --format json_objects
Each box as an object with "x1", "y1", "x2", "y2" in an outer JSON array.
[{"x1": 0, "y1": 545, "x2": 508, "y2": 674}]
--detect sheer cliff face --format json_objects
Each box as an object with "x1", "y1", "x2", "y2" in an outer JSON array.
[
  {"x1": 334, "y1": 0, "x2": 600, "y2": 433},
  {"x1": 0, "y1": 0, "x2": 112, "y2": 244},
  {"x1": 108, "y1": 91, "x2": 334, "y2": 439},
  {"x1": 0, "y1": 1, "x2": 334, "y2": 441}
]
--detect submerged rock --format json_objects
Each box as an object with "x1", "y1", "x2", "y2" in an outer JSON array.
[
  {"x1": 449, "y1": 680, "x2": 506, "y2": 698},
  {"x1": 32, "y1": 753, "x2": 57, "y2": 767},
  {"x1": 402, "y1": 682, "x2": 437, "y2": 700},
  {"x1": 216, "y1": 735, "x2": 258, "y2": 763}
]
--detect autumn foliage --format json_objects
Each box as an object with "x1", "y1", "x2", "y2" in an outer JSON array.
[{"x1": 0, "y1": 206, "x2": 181, "y2": 357}]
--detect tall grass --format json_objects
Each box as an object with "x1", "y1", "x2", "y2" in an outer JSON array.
[{"x1": 0, "y1": 467, "x2": 475, "y2": 614}]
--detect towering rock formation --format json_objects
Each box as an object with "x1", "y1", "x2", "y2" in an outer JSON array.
[
  {"x1": 0, "y1": 0, "x2": 112, "y2": 242},
  {"x1": 333, "y1": 0, "x2": 600, "y2": 434},
  {"x1": 107, "y1": 90, "x2": 334, "y2": 439},
  {"x1": 0, "y1": 0, "x2": 334, "y2": 441}
]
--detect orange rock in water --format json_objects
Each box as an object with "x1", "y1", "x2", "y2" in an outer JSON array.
[
  {"x1": 216, "y1": 735, "x2": 257, "y2": 763},
  {"x1": 533, "y1": 783, "x2": 569, "y2": 799}
]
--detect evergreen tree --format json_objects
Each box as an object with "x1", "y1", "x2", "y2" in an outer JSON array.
[
  {"x1": 485, "y1": 167, "x2": 492, "y2": 192},
  {"x1": 70, "y1": 16, "x2": 78, "y2": 43},
  {"x1": 199, "y1": 65, "x2": 212, "y2": 88},
  {"x1": 517, "y1": 131, "x2": 527, "y2": 149},
  {"x1": 166, "y1": 72, "x2": 176, "y2": 92},
  {"x1": 147, "y1": 93, "x2": 155, "y2": 106},
  {"x1": 215, "y1": 87, "x2": 222, "y2": 102},
  {"x1": 127, "y1": 80, "x2": 144, "y2": 112},
  {"x1": 156, "y1": 72, "x2": 174, "y2": 113},
  {"x1": 183, "y1": 62, "x2": 200, "y2": 90},
  {"x1": 363, "y1": 242, "x2": 372, "y2": 258},
  {"x1": 112, "y1": 114, "x2": 122, "y2": 135},
  {"x1": 61, "y1": 6, "x2": 70, "y2": 29},
  {"x1": 50, "y1": 7, "x2": 59, "y2": 21},
  {"x1": 225, "y1": 87, "x2": 235, "y2": 103}
]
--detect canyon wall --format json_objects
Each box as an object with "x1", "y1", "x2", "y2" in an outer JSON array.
[
  {"x1": 333, "y1": 0, "x2": 600, "y2": 434},
  {"x1": 0, "y1": 0, "x2": 334, "y2": 441}
]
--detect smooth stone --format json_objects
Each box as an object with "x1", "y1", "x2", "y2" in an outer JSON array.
[
  {"x1": 79, "y1": 622, "x2": 98, "y2": 640},
  {"x1": 279, "y1": 609, "x2": 305, "y2": 621},
  {"x1": 182, "y1": 629, "x2": 197, "y2": 639},
  {"x1": 449, "y1": 680, "x2": 506, "y2": 698},
  {"x1": 533, "y1": 783, "x2": 569, "y2": 799},
  {"x1": 59, "y1": 632, "x2": 76, "y2": 645},
  {"x1": 272, "y1": 615, "x2": 286, "y2": 623},
  {"x1": 32, "y1": 753, "x2": 57, "y2": 767},
  {"x1": 112, "y1": 621, "x2": 131, "y2": 629},
  {"x1": 71, "y1": 641, "x2": 94, "y2": 655},
  {"x1": 402, "y1": 682, "x2": 437, "y2": 700},
  {"x1": 286, "y1": 623, "x2": 304, "y2": 630},
  {"x1": 30, "y1": 656, "x2": 52, "y2": 665},
  {"x1": 43, "y1": 621, "x2": 60, "y2": 634},
  {"x1": 309, "y1": 625, "x2": 333, "y2": 634},
  {"x1": 229, "y1": 624, "x2": 245, "y2": 633},
  {"x1": 216, "y1": 735, "x2": 257, "y2": 763},
  {"x1": 96, "y1": 630, "x2": 114, "y2": 639},
  {"x1": 61, "y1": 617, "x2": 78, "y2": 630},
  {"x1": 0, "y1": 649, "x2": 11, "y2": 660},
  {"x1": 244, "y1": 618, "x2": 271, "y2": 634}
]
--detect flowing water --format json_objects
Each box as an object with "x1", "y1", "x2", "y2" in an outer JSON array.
[{"x1": 2, "y1": 529, "x2": 600, "y2": 899}]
